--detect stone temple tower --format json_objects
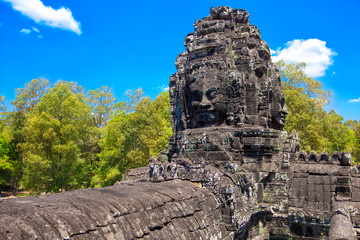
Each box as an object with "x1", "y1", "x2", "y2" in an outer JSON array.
[
  {"x1": 148, "y1": 6, "x2": 299, "y2": 239},
  {"x1": 165, "y1": 6, "x2": 292, "y2": 172},
  {"x1": 149, "y1": 6, "x2": 358, "y2": 239}
]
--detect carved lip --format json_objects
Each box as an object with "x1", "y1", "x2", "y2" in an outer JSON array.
[
  {"x1": 196, "y1": 108, "x2": 215, "y2": 113},
  {"x1": 195, "y1": 112, "x2": 218, "y2": 123},
  {"x1": 277, "y1": 113, "x2": 286, "y2": 125}
]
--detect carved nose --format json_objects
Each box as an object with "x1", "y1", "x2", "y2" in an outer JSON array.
[
  {"x1": 199, "y1": 95, "x2": 211, "y2": 109},
  {"x1": 283, "y1": 105, "x2": 289, "y2": 114}
]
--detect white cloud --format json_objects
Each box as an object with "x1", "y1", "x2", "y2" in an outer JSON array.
[
  {"x1": 19, "y1": 26, "x2": 42, "y2": 37},
  {"x1": 154, "y1": 85, "x2": 169, "y2": 92},
  {"x1": 4, "y1": 0, "x2": 81, "y2": 34},
  {"x1": 271, "y1": 39, "x2": 337, "y2": 78},
  {"x1": 161, "y1": 85, "x2": 169, "y2": 91},
  {"x1": 20, "y1": 28, "x2": 31, "y2": 34},
  {"x1": 349, "y1": 98, "x2": 360, "y2": 103}
]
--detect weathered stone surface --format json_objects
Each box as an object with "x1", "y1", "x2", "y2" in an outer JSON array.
[
  {"x1": 148, "y1": 6, "x2": 357, "y2": 239},
  {"x1": 150, "y1": 6, "x2": 296, "y2": 238},
  {"x1": 329, "y1": 203, "x2": 356, "y2": 240},
  {"x1": 0, "y1": 180, "x2": 223, "y2": 240},
  {"x1": 0, "y1": 6, "x2": 358, "y2": 240},
  {"x1": 122, "y1": 167, "x2": 149, "y2": 183}
]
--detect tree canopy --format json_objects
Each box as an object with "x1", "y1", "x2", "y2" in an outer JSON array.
[
  {"x1": 21, "y1": 82, "x2": 98, "y2": 192},
  {"x1": 0, "y1": 80, "x2": 171, "y2": 194},
  {"x1": 93, "y1": 91, "x2": 171, "y2": 187},
  {"x1": 278, "y1": 61, "x2": 359, "y2": 163},
  {"x1": 0, "y1": 69, "x2": 359, "y2": 194}
]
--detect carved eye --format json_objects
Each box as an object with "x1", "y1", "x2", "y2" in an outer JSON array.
[
  {"x1": 207, "y1": 88, "x2": 217, "y2": 99},
  {"x1": 192, "y1": 90, "x2": 202, "y2": 102},
  {"x1": 280, "y1": 97, "x2": 285, "y2": 106}
]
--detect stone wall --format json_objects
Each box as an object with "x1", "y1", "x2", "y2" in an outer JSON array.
[{"x1": 287, "y1": 152, "x2": 352, "y2": 238}]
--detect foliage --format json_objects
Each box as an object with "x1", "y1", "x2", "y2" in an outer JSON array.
[
  {"x1": 21, "y1": 82, "x2": 98, "y2": 193},
  {"x1": 93, "y1": 91, "x2": 171, "y2": 187},
  {"x1": 1, "y1": 79, "x2": 51, "y2": 192},
  {"x1": 2, "y1": 67, "x2": 359, "y2": 193},
  {"x1": 277, "y1": 61, "x2": 330, "y2": 107},
  {"x1": 0, "y1": 79, "x2": 172, "y2": 193},
  {"x1": 344, "y1": 120, "x2": 360, "y2": 131},
  {"x1": 87, "y1": 86, "x2": 117, "y2": 128},
  {"x1": 0, "y1": 96, "x2": 12, "y2": 187},
  {"x1": 0, "y1": 95, "x2": 5, "y2": 120},
  {"x1": 279, "y1": 61, "x2": 358, "y2": 162},
  {"x1": 12, "y1": 78, "x2": 50, "y2": 112},
  {"x1": 115, "y1": 88, "x2": 144, "y2": 113},
  {"x1": 354, "y1": 127, "x2": 360, "y2": 163}
]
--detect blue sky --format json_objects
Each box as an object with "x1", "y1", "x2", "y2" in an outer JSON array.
[{"x1": 0, "y1": 0, "x2": 359, "y2": 121}]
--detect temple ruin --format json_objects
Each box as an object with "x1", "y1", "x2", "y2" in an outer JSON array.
[{"x1": 0, "y1": 6, "x2": 359, "y2": 240}]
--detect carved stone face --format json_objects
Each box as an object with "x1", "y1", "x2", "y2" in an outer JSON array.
[
  {"x1": 271, "y1": 95, "x2": 288, "y2": 129},
  {"x1": 188, "y1": 80, "x2": 226, "y2": 127}
]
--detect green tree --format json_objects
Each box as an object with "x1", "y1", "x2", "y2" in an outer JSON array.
[
  {"x1": 346, "y1": 121, "x2": 360, "y2": 163},
  {"x1": 354, "y1": 127, "x2": 360, "y2": 164},
  {"x1": 278, "y1": 61, "x2": 352, "y2": 155},
  {"x1": 0, "y1": 95, "x2": 12, "y2": 189},
  {"x1": 87, "y1": 86, "x2": 117, "y2": 128},
  {"x1": 0, "y1": 134, "x2": 11, "y2": 188},
  {"x1": 283, "y1": 89, "x2": 327, "y2": 152},
  {"x1": 115, "y1": 88, "x2": 144, "y2": 113},
  {"x1": 278, "y1": 61, "x2": 330, "y2": 107},
  {"x1": 344, "y1": 120, "x2": 360, "y2": 131},
  {"x1": 12, "y1": 79, "x2": 50, "y2": 113},
  {"x1": 0, "y1": 95, "x2": 5, "y2": 119},
  {"x1": 21, "y1": 82, "x2": 98, "y2": 193},
  {"x1": 322, "y1": 110, "x2": 352, "y2": 153},
  {"x1": 0, "y1": 79, "x2": 50, "y2": 192},
  {"x1": 93, "y1": 90, "x2": 171, "y2": 187},
  {"x1": 141, "y1": 91, "x2": 172, "y2": 158}
]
